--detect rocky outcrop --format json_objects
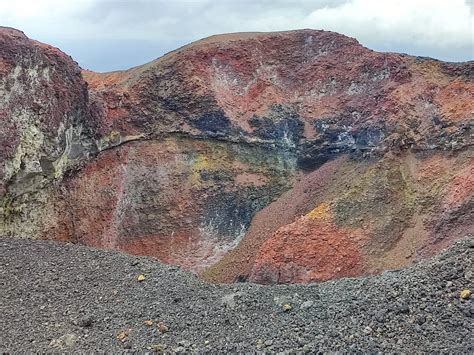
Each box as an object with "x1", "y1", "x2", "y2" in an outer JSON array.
[
  {"x1": 44, "y1": 138, "x2": 294, "y2": 271},
  {"x1": 82, "y1": 30, "x2": 472, "y2": 149},
  {"x1": 0, "y1": 27, "x2": 97, "y2": 237},
  {"x1": 1, "y1": 28, "x2": 472, "y2": 281}
]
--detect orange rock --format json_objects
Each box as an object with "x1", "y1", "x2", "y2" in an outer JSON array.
[{"x1": 249, "y1": 210, "x2": 368, "y2": 283}]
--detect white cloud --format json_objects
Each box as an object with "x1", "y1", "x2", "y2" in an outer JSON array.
[{"x1": 303, "y1": 0, "x2": 473, "y2": 48}]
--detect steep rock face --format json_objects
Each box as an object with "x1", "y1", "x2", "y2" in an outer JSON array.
[
  {"x1": 0, "y1": 27, "x2": 96, "y2": 237},
  {"x1": 203, "y1": 152, "x2": 473, "y2": 283},
  {"x1": 44, "y1": 137, "x2": 294, "y2": 271},
  {"x1": 249, "y1": 152, "x2": 473, "y2": 283},
  {"x1": 82, "y1": 30, "x2": 472, "y2": 157},
  {"x1": 1, "y1": 28, "x2": 472, "y2": 281}
]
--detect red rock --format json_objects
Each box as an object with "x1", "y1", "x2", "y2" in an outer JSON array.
[
  {"x1": 249, "y1": 207, "x2": 368, "y2": 283},
  {"x1": 1, "y1": 28, "x2": 472, "y2": 283}
]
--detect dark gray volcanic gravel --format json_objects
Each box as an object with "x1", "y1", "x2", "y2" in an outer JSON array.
[{"x1": 1, "y1": 236, "x2": 473, "y2": 353}]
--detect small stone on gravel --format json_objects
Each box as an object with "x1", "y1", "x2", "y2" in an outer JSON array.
[
  {"x1": 49, "y1": 334, "x2": 78, "y2": 349},
  {"x1": 460, "y1": 289, "x2": 471, "y2": 299}
]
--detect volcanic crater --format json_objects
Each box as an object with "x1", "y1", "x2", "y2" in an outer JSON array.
[{"x1": 0, "y1": 26, "x2": 472, "y2": 284}]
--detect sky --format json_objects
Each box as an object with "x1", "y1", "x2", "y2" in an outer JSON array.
[{"x1": 0, "y1": 0, "x2": 473, "y2": 72}]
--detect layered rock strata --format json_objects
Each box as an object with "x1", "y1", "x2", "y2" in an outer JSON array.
[{"x1": 1, "y1": 27, "x2": 472, "y2": 281}]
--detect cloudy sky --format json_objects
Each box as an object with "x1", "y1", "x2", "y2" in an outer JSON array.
[{"x1": 1, "y1": 0, "x2": 473, "y2": 72}]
